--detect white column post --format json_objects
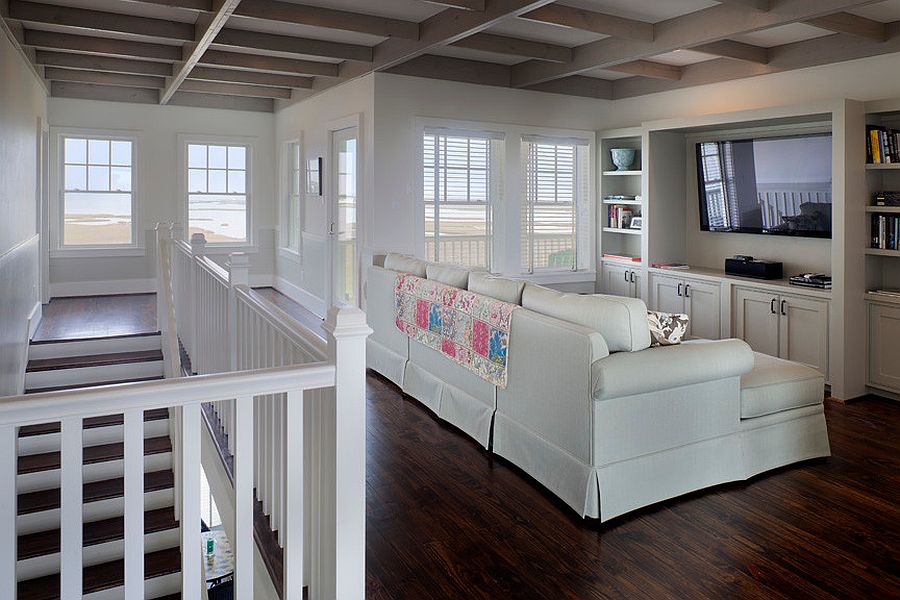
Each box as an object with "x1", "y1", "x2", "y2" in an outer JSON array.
[
  {"x1": 155, "y1": 222, "x2": 169, "y2": 335},
  {"x1": 123, "y1": 408, "x2": 145, "y2": 598},
  {"x1": 282, "y1": 388, "x2": 304, "y2": 599},
  {"x1": 0, "y1": 425, "x2": 15, "y2": 600},
  {"x1": 180, "y1": 403, "x2": 201, "y2": 596},
  {"x1": 190, "y1": 233, "x2": 206, "y2": 375},
  {"x1": 60, "y1": 416, "x2": 83, "y2": 600},
  {"x1": 319, "y1": 306, "x2": 371, "y2": 600},
  {"x1": 227, "y1": 252, "x2": 250, "y2": 372},
  {"x1": 233, "y1": 395, "x2": 254, "y2": 599}
]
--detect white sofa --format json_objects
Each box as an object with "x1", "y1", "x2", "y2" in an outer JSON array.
[{"x1": 365, "y1": 254, "x2": 831, "y2": 521}]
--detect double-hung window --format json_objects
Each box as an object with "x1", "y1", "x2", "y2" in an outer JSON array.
[
  {"x1": 187, "y1": 142, "x2": 249, "y2": 244},
  {"x1": 423, "y1": 130, "x2": 501, "y2": 269},
  {"x1": 521, "y1": 137, "x2": 591, "y2": 272},
  {"x1": 61, "y1": 136, "x2": 135, "y2": 247}
]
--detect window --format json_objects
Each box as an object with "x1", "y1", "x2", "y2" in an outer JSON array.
[
  {"x1": 423, "y1": 130, "x2": 500, "y2": 269},
  {"x1": 187, "y1": 142, "x2": 249, "y2": 244},
  {"x1": 521, "y1": 138, "x2": 590, "y2": 272},
  {"x1": 62, "y1": 136, "x2": 134, "y2": 246},
  {"x1": 285, "y1": 141, "x2": 302, "y2": 252}
]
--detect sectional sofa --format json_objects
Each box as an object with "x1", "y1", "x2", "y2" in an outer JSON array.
[{"x1": 365, "y1": 254, "x2": 831, "y2": 521}]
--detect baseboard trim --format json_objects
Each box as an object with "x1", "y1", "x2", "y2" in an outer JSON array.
[
  {"x1": 250, "y1": 274, "x2": 275, "y2": 287},
  {"x1": 274, "y1": 276, "x2": 326, "y2": 317},
  {"x1": 27, "y1": 302, "x2": 42, "y2": 340},
  {"x1": 50, "y1": 278, "x2": 156, "y2": 297}
]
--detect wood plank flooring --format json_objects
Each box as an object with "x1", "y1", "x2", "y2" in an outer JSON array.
[
  {"x1": 365, "y1": 373, "x2": 900, "y2": 600},
  {"x1": 33, "y1": 293, "x2": 157, "y2": 341}
]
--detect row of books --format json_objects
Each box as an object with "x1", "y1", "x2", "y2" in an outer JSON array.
[
  {"x1": 607, "y1": 205, "x2": 635, "y2": 229},
  {"x1": 872, "y1": 214, "x2": 900, "y2": 250},
  {"x1": 867, "y1": 125, "x2": 900, "y2": 164}
]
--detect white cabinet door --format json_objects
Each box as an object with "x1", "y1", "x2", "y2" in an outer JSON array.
[
  {"x1": 650, "y1": 273, "x2": 684, "y2": 314},
  {"x1": 603, "y1": 264, "x2": 634, "y2": 297},
  {"x1": 778, "y1": 294, "x2": 829, "y2": 377},
  {"x1": 868, "y1": 303, "x2": 900, "y2": 391},
  {"x1": 685, "y1": 278, "x2": 721, "y2": 340},
  {"x1": 734, "y1": 287, "x2": 779, "y2": 357}
]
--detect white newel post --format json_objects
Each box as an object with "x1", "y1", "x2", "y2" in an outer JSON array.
[
  {"x1": 228, "y1": 252, "x2": 250, "y2": 372},
  {"x1": 155, "y1": 222, "x2": 170, "y2": 335},
  {"x1": 190, "y1": 233, "x2": 206, "y2": 374},
  {"x1": 320, "y1": 306, "x2": 371, "y2": 600},
  {"x1": 0, "y1": 425, "x2": 15, "y2": 600}
]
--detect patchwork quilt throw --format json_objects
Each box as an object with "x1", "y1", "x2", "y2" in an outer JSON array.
[{"x1": 394, "y1": 272, "x2": 517, "y2": 389}]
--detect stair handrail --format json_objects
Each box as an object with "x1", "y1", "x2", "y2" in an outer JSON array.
[{"x1": 155, "y1": 222, "x2": 182, "y2": 379}]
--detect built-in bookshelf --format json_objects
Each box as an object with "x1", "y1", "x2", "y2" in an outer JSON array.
[
  {"x1": 864, "y1": 108, "x2": 900, "y2": 298},
  {"x1": 599, "y1": 128, "x2": 644, "y2": 265}
]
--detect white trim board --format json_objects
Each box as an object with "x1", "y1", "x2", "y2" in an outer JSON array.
[
  {"x1": 50, "y1": 278, "x2": 156, "y2": 297},
  {"x1": 274, "y1": 276, "x2": 326, "y2": 318},
  {"x1": 27, "y1": 302, "x2": 43, "y2": 340}
]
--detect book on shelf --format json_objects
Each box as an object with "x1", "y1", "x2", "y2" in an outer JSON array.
[
  {"x1": 607, "y1": 205, "x2": 635, "y2": 228},
  {"x1": 789, "y1": 274, "x2": 832, "y2": 289},
  {"x1": 603, "y1": 253, "x2": 641, "y2": 262},
  {"x1": 874, "y1": 191, "x2": 900, "y2": 207},
  {"x1": 868, "y1": 289, "x2": 900, "y2": 298},
  {"x1": 651, "y1": 262, "x2": 690, "y2": 270},
  {"x1": 871, "y1": 214, "x2": 900, "y2": 250},
  {"x1": 867, "y1": 125, "x2": 900, "y2": 164}
]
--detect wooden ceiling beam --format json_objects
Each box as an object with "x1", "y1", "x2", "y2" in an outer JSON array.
[
  {"x1": 35, "y1": 51, "x2": 173, "y2": 75},
  {"x1": 520, "y1": 4, "x2": 654, "y2": 42},
  {"x1": 213, "y1": 28, "x2": 373, "y2": 62},
  {"x1": 714, "y1": 0, "x2": 770, "y2": 9},
  {"x1": 23, "y1": 30, "x2": 181, "y2": 61},
  {"x1": 691, "y1": 39, "x2": 769, "y2": 64},
  {"x1": 116, "y1": 0, "x2": 212, "y2": 11},
  {"x1": 50, "y1": 80, "x2": 160, "y2": 103},
  {"x1": 169, "y1": 90, "x2": 273, "y2": 111},
  {"x1": 524, "y1": 75, "x2": 613, "y2": 99},
  {"x1": 178, "y1": 78, "x2": 291, "y2": 98},
  {"x1": 189, "y1": 65, "x2": 312, "y2": 88},
  {"x1": 9, "y1": 1, "x2": 194, "y2": 41},
  {"x1": 385, "y1": 53, "x2": 510, "y2": 86},
  {"x1": 510, "y1": 0, "x2": 886, "y2": 88},
  {"x1": 452, "y1": 31, "x2": 571, "y2": 62},
  {"x1": 421, "y1": 0, "x2": 485, "y2": 10},
  {"x1": 198, "y1": 49, "x2": 339, "y2": 76},
  {"x1": 159, "y1": 0, "x2": 243, "y2": 104},
  {"x1": 805, "y1": 11, "x2": 887, "y2": 41},
  {"x1": 606, "y1": 59, "x2": 682, "y2": 80},
  {"x1": 233, "y1": 0, "x2": 419, "y2": 40},
  {"x1": 0, "y1": 0, "x2": 49, "y2": 93},
  {"x1": 44, "y1": 66, "x2": 166, "y2": 88}
]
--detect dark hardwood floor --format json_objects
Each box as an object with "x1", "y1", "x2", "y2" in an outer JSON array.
[
  {"x1": 33, "y1": 293, "x2": 157, "y2": 341},
  {"x1": 365, "y1": 374, "x2": 900, "y2": 600},
  {"x1": 252, "y1": 287, "x2": 326, "y2": 337}
]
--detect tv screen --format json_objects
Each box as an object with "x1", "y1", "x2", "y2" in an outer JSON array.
[{"x1": 697, "y1": 133, "x2": 832, "y2": 238}]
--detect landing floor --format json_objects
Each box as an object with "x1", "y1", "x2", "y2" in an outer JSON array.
[{"x1": 33, "y1": 293, "x2": 157, "y2": 341}]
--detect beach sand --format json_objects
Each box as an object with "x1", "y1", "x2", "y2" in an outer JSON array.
[{"x1": 65, "y1": 218, "x2": 245, "y2": 245}]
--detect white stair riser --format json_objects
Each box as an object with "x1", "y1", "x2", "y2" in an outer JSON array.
[
  {"x1": 28, "y1": 335, "x2": 162, "y2": 360},
  {"x1": 25, "y1": 360, "x2": 164, "y2": 389},
  {"x1": 18, "y1": 420, "x2": 170, "y2": 456},
  {"x1": 18, "y1": 452, "x2": 172, "y2": 494},
  {"x1": 85, "y1": 571, "x2": 181, "y2": 600},
  {"x1": 16, "y1": 527, "x2": 180, "y2": 581},
  {"x1": 17, "y1": 488, "x2": 175, "y2": 535}
]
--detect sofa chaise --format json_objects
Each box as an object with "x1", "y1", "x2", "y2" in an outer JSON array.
[{"x1": 365, "y1": 254, "x2": 830, "y2": 521}]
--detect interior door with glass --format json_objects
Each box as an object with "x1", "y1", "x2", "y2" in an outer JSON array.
[{"x1": 330, "y1": 126, "x2": 358, "y2": 307}]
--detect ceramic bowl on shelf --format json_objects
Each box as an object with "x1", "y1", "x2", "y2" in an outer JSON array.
[{"x1": 610, "y1": 148, "x2": 637, "y2": 171}]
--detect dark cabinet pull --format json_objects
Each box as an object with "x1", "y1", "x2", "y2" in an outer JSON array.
[
  {"x1": 781, "y1": 299, "x2": 787, "y2": 316},
  {"x1": 677, "y1": 282, "x2": 683, "y2": 297},
  {"x1": 770, "y1": 298, "x2": 777, "y2": 314},
  {"x1": 629, "y1": 271, "x2": 635, "y2": 284},
  {"x1": 684, "y1": 284, "x2": 690, "y2": 298},
  {"x1": 624, "y1": 270, "x2": 629, "y2": 282}
]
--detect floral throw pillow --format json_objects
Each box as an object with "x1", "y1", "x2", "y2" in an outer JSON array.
[{"x1": 647, "y1": 311, "x2": 689, "y2": 346}]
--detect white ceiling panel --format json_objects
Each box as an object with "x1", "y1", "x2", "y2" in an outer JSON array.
[
  {"x1": 225, "y1": 14, "x2": 386, "y2": 45},
  {"x1": 733, "y1": 23, "x2": 835, "y2": 47},
  {"x1": 279, "y1": 0, "x2": 443, "y2": 22},
  {"x1": 650, "y1": 49, "x2": 716, "y2": 66},
  {"x1": 25, "y1": 0, "x2": 199, "y2": 23},
  {"x1": 430, "y1": 45, "x2": 525, "y2": 66},
  {"x1": 488, "y1": 17, "x2": 606, "y2": 46},
  {"x1": 846, "y1": 0, "x2": 900, "y2": 22},
  {"x1": 559, "y1": 0, "x2": 720, "y2": 23}
]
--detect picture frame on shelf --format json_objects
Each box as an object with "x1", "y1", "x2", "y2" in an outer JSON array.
[
  {"x1": 630, "y1": 216, "x2": 643, "y2": 230},
  {"x1": 306, "y1": 157, "x2": 322, "y2": 196}
]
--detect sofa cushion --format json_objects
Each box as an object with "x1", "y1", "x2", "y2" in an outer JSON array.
[
  {"x1": 647, "y1": 311, "x2": 689, "y2": 346},
  {"x1": 468, "y1": 272, "x2": 526, "y2": 305},
  {"x1": 522, "y1": 283, "x2": 651, "y2": 352},
  {"x1": 426, "y1": 262, "x2": 470, "y2": 289},
  {"x1": 384, "y1": 253, "x2": 427, "y2": 277},
  {"x1": 741, "y1": 353, "x2": 824, "y2": 419}
]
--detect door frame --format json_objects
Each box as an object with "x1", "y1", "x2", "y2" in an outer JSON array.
[{"x1": 324, "y1": 114, "x2": 363, "y2": 308}]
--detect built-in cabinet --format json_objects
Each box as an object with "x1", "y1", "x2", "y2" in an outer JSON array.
[
  {"x1": 602, "y1": 262, "x2": 641, "y2": 298},
  {"x1": 733, "y1": 287, "x2": 829, "y2": 378},
  {"x1": 648, "y1": 273, "x2": 721, "y2": 340},
  {"x1": 867, "y1": 300, "x2": 900, "y2": 392}
]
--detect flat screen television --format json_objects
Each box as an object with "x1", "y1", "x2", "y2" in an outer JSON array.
[{"x1": 696, "y1": 133, "x2": 832, "y2": 238}]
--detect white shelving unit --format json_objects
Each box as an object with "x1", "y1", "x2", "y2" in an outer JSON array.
[{"x1": 598, "y1": 128, "x2": 644, "y2": 267}]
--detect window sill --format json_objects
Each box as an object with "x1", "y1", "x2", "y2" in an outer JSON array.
[
  {"x1": 519, "y1": 270, "x2": 597, "y2": 285},
  {"x1": 51, "y1": 246, "x2": 146, "y2": 259}
]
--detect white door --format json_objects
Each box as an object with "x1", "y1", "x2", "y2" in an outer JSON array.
[
  {"x1": 733, "y1": 287, "x2": 779, "y2": 357},
  {"x1": 330, "y1": 126, "x2": 359, "y2": 307},
  {"x1": 685, "y1": 279, "x2": 721, "y2": 340},
  {"x1": 603, "y1": 264, "x2": 632, "y2": 297},
  {"x1": 779, "y1": 294, "x2": 829, "y2": 377},
  {"x1": 650, "y1": 273, "x2": 685, "y2": 314}
]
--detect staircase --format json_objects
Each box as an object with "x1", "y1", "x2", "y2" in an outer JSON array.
[{"x1": 16, "y1": 332, "x2": 182, "y2": 599}]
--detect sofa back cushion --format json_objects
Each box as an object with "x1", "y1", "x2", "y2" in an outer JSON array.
[
  {"x1": 384, "y1": 253, "x2": 427, "y2": 277},
  {"x1": 426, "y1": 262, "x2": 471, "y2": 289},
  {"x1": 468, "y1": 272, "x2": 526, "y2": 305},
  {"x1": 521, "y1": 283, "x2": 651, "y2": 352}
]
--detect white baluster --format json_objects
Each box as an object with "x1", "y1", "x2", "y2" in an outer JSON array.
[
  {"x1": 181, "y1": 403, "x2": 201, "y2": 596},
  {"x1": 124, "y1": 408, "x2": 145, "y2": 598},
  {"x1": 283, "y1": 388, "x2": 304, "y2": 599},
  {"x1": 0, "y1": 425, "x2": 15, "y2": 600},
  {"x1": 60, "y1": 416, "x2": 83, "y2": 599},
  {"x1": 234, "y1": 395, "x2": 255, "y2": 599}
]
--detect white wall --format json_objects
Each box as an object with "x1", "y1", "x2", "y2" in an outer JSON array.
[
  {"x1": 47, "y1": 97, "x2": 277, "y2": 296},
  {"x1": 0, "y1": 36, "x2": 47, "y2": 395},
  {"x1": 273, "y1": 74, "x2": 374, "y2": 315}
]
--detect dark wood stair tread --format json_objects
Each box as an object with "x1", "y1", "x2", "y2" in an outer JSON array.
[
  {"x1": 26, "y1": 349, "x2": 163, "y2": 373},
  {"x1": 18, "y1": 506, "x2": 178, "y2": 560},
  {"x1": 19, "y1": 408, "x2": 170, "y2": 438},
  {"x1": 17, "y1": 546, "x2": 181, "y2": 600},
  {"x1": 18, "y1": 469, "x2": 174, "y2": 516},
  {"x1": 29, "y1": 331, "x2": 161, "y2": 345},
  {"x1": 26, "y1": 375, "x2": 164, "y2": 394},
  {"x1": 18, "y1": 436, "x2": 172, "y2": 475}
]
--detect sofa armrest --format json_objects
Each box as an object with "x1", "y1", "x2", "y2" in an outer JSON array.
[{"x1": 591, "y1": 338, "x2": 754, "y2": 401}]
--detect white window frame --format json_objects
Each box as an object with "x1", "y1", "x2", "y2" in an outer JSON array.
[
  {"x1": 279, "y1": 136, "x2": 303, "y2": 260},
  {"x1": 178, "y1": 134, "x2": 255, "y2": 250},
  {"x1": 50, "y1": 127, "x2": 143, "y2": 257}
]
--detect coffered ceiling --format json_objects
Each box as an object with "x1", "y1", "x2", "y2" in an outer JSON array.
[{"x1": 2, "y1": 0, "x2": 899, "y2": 112}]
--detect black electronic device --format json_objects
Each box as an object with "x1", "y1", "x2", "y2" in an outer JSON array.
[{"x1": 725, "y1": 256, "x2": 784, "y2": 280}]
